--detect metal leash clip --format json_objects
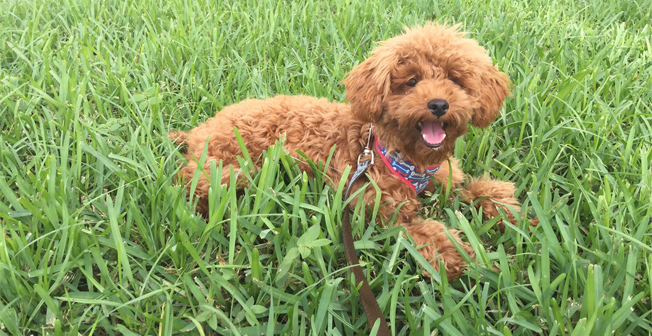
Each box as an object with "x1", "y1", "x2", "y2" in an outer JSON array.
[{"x1": 357, "y1": 124, "x2": 374, "y2": 166}]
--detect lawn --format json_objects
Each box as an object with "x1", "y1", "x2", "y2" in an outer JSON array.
[{"x1": 1, "y1": 0, "x2": 651, "y2": 335}]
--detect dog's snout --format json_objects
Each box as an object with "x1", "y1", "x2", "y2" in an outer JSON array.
[{"x1": 428, "y1": 99, "x2": 449, "y2": 117}]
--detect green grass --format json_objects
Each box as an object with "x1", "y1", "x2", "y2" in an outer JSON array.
[{"x1": 1, "y1": 0, "x2": 651, "y2": 334}]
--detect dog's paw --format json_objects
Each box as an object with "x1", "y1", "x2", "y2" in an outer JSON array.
[
  {"x1": 406, "y1": 219, "x2": 475, "y2": 279},
  {"x1": 462, "y1": 176, "x2": 538, "y2": 228},
  {"x1": 168, "y1": 131, "x2": 189, "y2": 146}
]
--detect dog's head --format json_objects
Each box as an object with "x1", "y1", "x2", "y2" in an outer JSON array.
[{"x1": 343, "y1": 24, "x2": 510, "y2": 166}]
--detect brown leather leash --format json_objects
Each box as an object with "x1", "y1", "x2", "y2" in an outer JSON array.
[{"x1": 341, "y1": 125, "x2": 391, "y2": 336}]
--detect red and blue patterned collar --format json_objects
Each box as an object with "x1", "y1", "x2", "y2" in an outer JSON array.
[{"x1": 374, "y1": 136, "x2": 440, "y2": 194}]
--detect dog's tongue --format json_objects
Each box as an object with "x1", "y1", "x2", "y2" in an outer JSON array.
[{"x1": 421, "y1": 121, "x2": 446, "y2": 144}]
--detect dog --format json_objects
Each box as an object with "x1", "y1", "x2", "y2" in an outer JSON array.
[{"x1": 170, "y1": 24, "x2": 533, "y2": 278}]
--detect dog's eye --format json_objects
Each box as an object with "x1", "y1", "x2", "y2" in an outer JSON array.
[
  {"x1": 406, "y1": 78, "x2": 418, "y2": 87},
  {"x1": 450, "y1": 77, "x2": 464, "y2": 88}
]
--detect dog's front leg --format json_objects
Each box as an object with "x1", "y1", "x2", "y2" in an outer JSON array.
[
  {"x1": 404, "y1": 218, "x2": 475, "y2": 278},
  {"x1": 352, "y1": 179, "x2": 475, "y2": 279},
  {"x1": 462, "y1": 176, "x2": 538, "y2": 226},
  {"x1": 431, "y1": 158, "x2": 537, "y2": 227}
]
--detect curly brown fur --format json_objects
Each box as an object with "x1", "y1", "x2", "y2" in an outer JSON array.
[
  {"x1": 463, "y1": 176, "x2": 539, "y2": 229},
  {"x1": 170, "y1": 24, "x2": 532, "y2": 279}
]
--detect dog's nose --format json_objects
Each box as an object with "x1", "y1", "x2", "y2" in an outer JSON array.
[{"x1": 428, "y1": 99, "x2": 449, "y2": 117}]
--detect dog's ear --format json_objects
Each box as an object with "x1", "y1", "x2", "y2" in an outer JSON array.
[
  {"x1": 468, "y1": 64, "x2": 511, "y2": 128},
  {"x1": 343, "y1": 49, "x2": 397, "y2": 123}
]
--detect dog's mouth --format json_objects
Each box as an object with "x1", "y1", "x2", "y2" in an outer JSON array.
[{"x1": 416, "y1": 120, "x2": 446, "y2": 149}]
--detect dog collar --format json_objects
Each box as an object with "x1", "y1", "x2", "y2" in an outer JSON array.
[{"x1": 374, "y1": 136, "x2": 440, "y2": 194}]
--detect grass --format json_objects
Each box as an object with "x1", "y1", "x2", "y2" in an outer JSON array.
[{"x1": 1, "y1": 0, "x2": 651, "y2": 334}]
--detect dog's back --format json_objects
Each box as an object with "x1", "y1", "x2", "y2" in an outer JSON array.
[
  {"x1": 175, "y1": 95, "x2": 357, "y2": 164},
  {"x1": 169, "y1": 95, "x2": 365, "y2": 213}
]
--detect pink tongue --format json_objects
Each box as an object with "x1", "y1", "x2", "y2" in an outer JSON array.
[{"x1": 421, "y1": 121, "x2": 446, "y2": 144}]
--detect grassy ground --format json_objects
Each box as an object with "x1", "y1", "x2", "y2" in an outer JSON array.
[{"x1": 1, "y1": 0, "x2": 651, "y2": 334}]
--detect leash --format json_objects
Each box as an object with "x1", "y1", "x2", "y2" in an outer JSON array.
[{"x1": 342, "y1": 124, "x2": 391, "y2": 336}]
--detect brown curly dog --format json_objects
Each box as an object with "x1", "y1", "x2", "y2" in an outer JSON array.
[{"x1": 170, "y1": 24, "x2": 534, "y2": 279}]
